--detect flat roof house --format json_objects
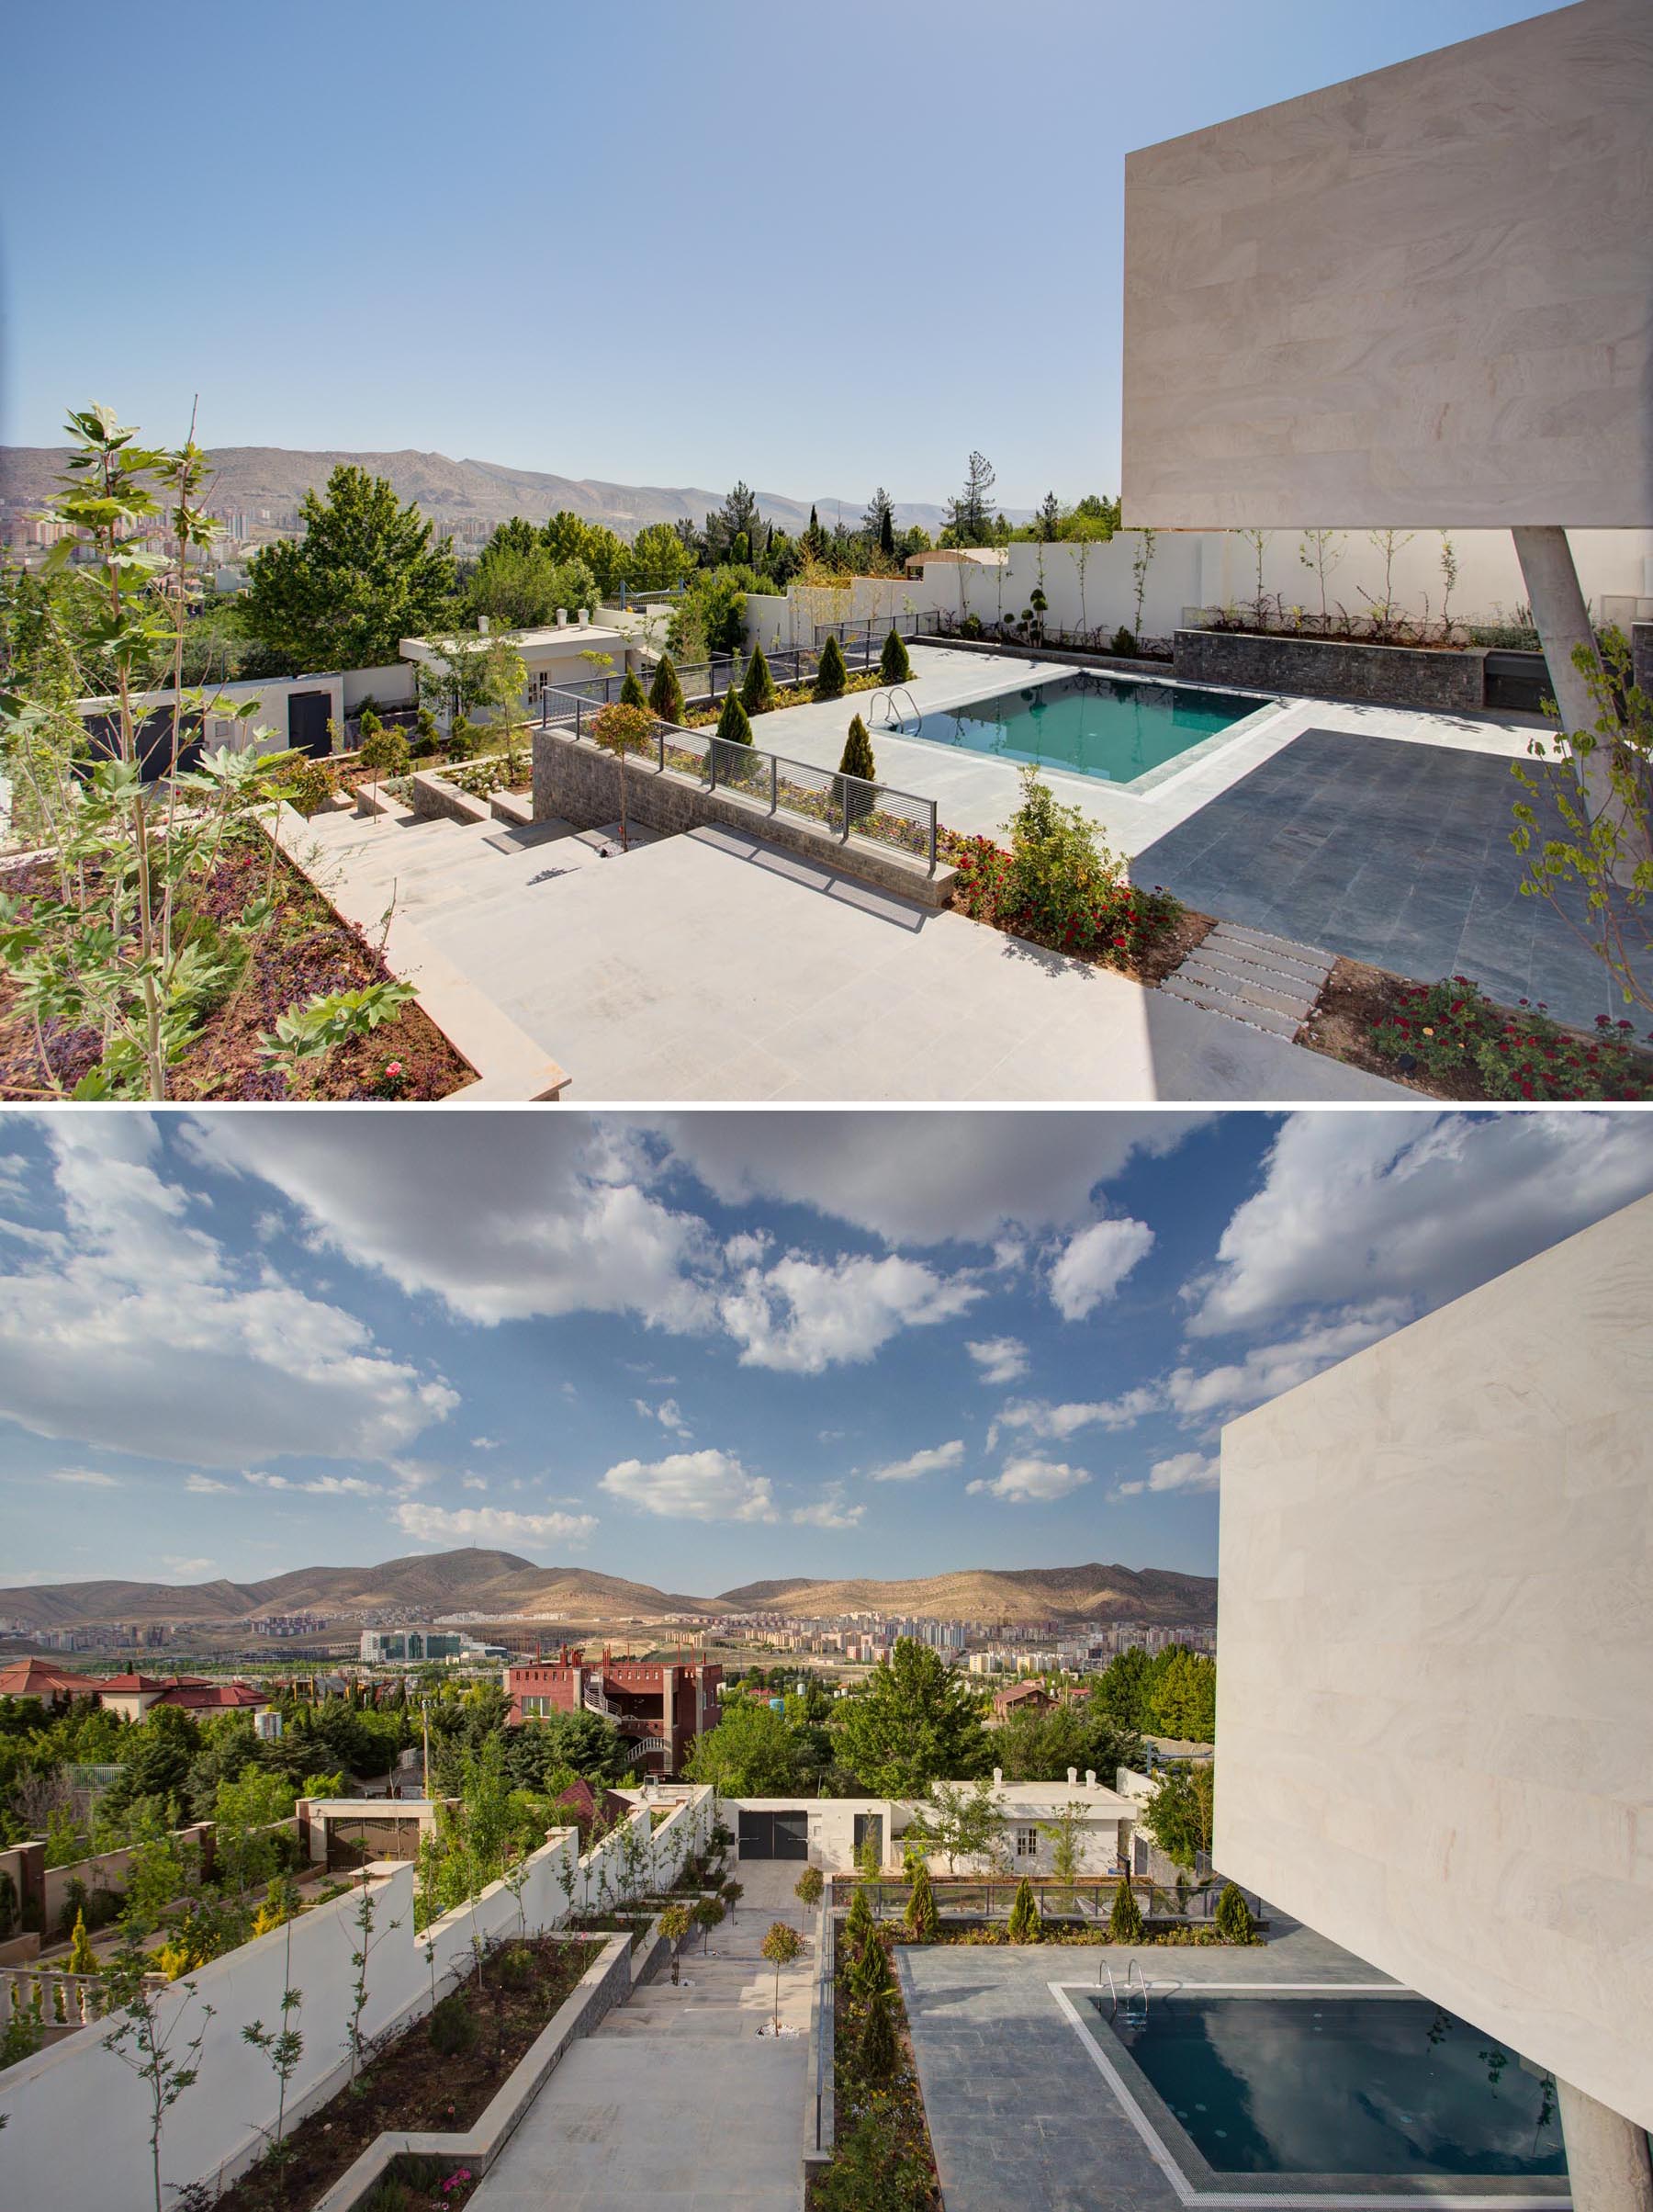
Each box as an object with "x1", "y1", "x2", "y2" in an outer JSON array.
[{"x1": 506, "y1": 1648, "x2": 722, "y2": 1779}]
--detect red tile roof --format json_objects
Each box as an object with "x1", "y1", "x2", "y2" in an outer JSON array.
[
  {"x1": 155, "y1": 1682, "x2": 264, "y2": 1710},
  {"x1": 0, "y1": 1658, "x2": 88, "y2": 1698}
]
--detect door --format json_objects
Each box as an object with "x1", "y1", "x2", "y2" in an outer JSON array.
[
  {"x1": 287, "y1": 689, "x2": 333, "y2": 757},
  {"x1": 82, "y1": 705, "x2": 203, "y2": 781},
  {"x1": 737, "y1": 1809, "x2": 808, "y2": 1859}
]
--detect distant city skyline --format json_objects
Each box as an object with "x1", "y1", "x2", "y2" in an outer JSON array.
[
  {"x1": 3, "y1": 1109, "x2": 1648, "y2": 1593},
  {"x1": 2, "y1": 0, "x2": 1553, "y2": 505}
]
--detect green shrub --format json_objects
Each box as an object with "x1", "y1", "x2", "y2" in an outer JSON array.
[
  {"x1": 619, "y1": 666, "x2": 648, "y2": 711},
  {"x1": 412, "y1": 704, "x2": 440, "y2": 756},
  {"x1": 427, "y1": 1993, "x2": 478, "y2": 2059},
  {"x1": 879, "y1": 627, "x2": 912, "y2": 683},
  {"x1": 815, "y1": 633, "x2": 848, "y2": 699},
  {"x1": 904, "y1": 1861, "x2": 939, "y2": 1943},
  {"x1": 360, "y1": 722, "x2": 410, "y2": 775},
  {"x1": 1369, "y1": 976, "x2": 1651, "y2": 1101},
  {"x1": 740, "y1": 641, "x2": 775, "y2": 714},
  {"x1": 1006, "y1": 1877, "x2": 1042, "y2": 1944},
  {"x1": 714, "y1": 690, "x2": 754, "y2": 747},
  {"x1": 446, "y1": 716, "x2": 478, "y2": 762},
  {"x1": 1214, "y1": 1882, "x2": 1255, "y2": 1944},
  {"x1": 357, "y1": 705, "x2": 382, "y2": 743},
  {"x1": 814, "y1": 2112, "x2": 933, "y2": 2212},
  {"x1": 261, "y1": 750, "x2": 335, "y2": 817},
  {"x1": 858, "y1": 1988, "x2": 897, "y2": 2080},
  {"x1": 1107, "y1": 1877, "x2": 1145, "y2": 1943},
  {"x1": 1109, "y1": 626, "x2": 1137, "y2": 656},
  {"x1": 648, "y1": 654, "x2": 686, "y2": 725},
  {"x1": 838, "y1": 714, "x2": 876, "y2": 785}
]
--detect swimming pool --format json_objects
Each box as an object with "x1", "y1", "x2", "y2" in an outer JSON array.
[
  {"x1": 883, "y1": 670, "x2": 1274, "y2": 788},
  {"x1": 1063, "y1": 1985, "x2": 1567, "y2": 2192}
]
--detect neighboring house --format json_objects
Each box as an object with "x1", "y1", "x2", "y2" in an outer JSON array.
[
  {"x1": 1115, "y1": 1762, "x2": 1210, "y2": 1884},
  {"x1": 399, "y1": 619, "x2": 632, "y2": 728},
  {"x1": 506, "y1": 1648, "x2": 722, "y2": 1780},
  {"x1": 989, "y1": 1680, "x2": 1054, "y2": 1726},
  {"x1": 0, "y1": 1659, "x2": 94, "y2": 1705},
  {"x1": 552, "y1": 1778, "x2": 634, "y2": 1840}
]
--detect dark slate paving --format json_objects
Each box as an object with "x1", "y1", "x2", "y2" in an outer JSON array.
[
  {"x1": 1131, "y1": 730, "x2": 1639, "y2": 1031},
  {"x1": 898, "y1": 1914, "x2": 1389, "y2": 2212}
]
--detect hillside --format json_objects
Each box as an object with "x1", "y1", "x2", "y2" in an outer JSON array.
[
  {"x1": 0, "y1": 446, "x2": 961, "y2": 540},
  {"x1": 715, "y1": 1562, "x2": 1215, "y2": 1626}
]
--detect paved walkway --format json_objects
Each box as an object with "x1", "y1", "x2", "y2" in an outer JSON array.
[
  {"x1": 470, "y1": 1859, "x2": 813, "y2": 2212},
  {"x1": 298, "y1": 807, "x2": 1402, "y2": 1102}
]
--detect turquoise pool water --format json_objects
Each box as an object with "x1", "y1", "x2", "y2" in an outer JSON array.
[
  {"x1": 1085, "y1": 1992, "x2": 1565, "y2": 2178},
  {"x1": 887, "y1": 671, "x2": 1269, "y2": 785}
]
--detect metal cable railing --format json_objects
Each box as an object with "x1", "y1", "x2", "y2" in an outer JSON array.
[{"x1": 539, "y1": 686, "x2": 938, "y2": 875}]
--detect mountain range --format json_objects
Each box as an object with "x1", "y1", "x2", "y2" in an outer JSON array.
[
  {"x1": 0, "y1": 446, "x2": 972, "y2": 540},
  {"x1": 0, "y1": 1550, "x2": 1214, "y2": 1632}
]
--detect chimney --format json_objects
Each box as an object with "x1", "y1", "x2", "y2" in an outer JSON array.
[
  {"x1": 478, "y1": 615, "x2": 489, "y2": 635},
  {"x1": 1085, "y1": 1769, "x2": 1096, "y2": 1789},
  {"x1": 1067, "y1": 1766, "x2": 1078, "y2": 1787},
  {"x1": 993, "y1": 1767, "x2": 1002, "y2": 1789}
]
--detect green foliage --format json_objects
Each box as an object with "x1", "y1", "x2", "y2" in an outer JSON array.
[
  {"x1": 1369, "y1": 974, "x2": 1650, "y2": 1100},
  {"x1": 794, "y1": 1864, "x2": 825, "y2": 1909},
  {"x1": 835, "y1": 1642, "x2": 988, "y2": 1800},
  {"x1": 619, "y1": 666, "x2": 648, "y2": 710},
  {"x1": 903, "y1": 1861, "x2": 939, "y2": 1943},
  {"x1": 858, "y1": 1982, "x2": 898, "y2": 2079},
  {"x1": 261, "y1": 750, "x2": 334, "y2": 817},
  {"x1": 647, "y1": 655, "x2": 685, "y2": 724},
  {"x1": 1109, "y1": 626, "x2": 1137, "y2": 656},
  {"x1": 759, "y1": 1918, "x2": 803, "y2": 2031},
  {"x1": 590, "y1": 701, "x2": 653, "y2": 761},
  {"x1": 0, "y1": 1998, "x2": 44, "y2": 2072},
  {"x1": 668, "y1": 568, "x2": 755, "y2": 660},
  {"x1": 1006, "y1": 1877, "x2": 1042, "y2": 1944},
  {"x1": 838, "y1": 714, "x2": 876, "y2": 784},
  {"x1": 739, "y1": 641, "x2": 775, "y2": 714},
  {"x1": 358, "y1": 722, "x2": 410, "y2": 776},
  {"x1": 692, "y1": 1894, "x2": 725, "y2": 1946},
  {"x1": 812, "y1": 2110, "x2": 933, "y2": 2212},
  {"x1": 1107, "y1": 1875, "x2": 1145, "y2": 1943},
  {"x1": 683, "y1": 1698, "x2": 803, "y2": 1796},
  {"x1": 992, "y1": 1700, "x2": 1141, "y2": 1787},
  {"x1": 241, "y1": 464, "x2": 457, "y2": 673},
  {"x1": 844, "y1": 1885, "x2": 876, "y2": 1958},
  {"x1": 427, "y1": 1992, "x2": 478, "y2": 2058},
  {"x1": 66, "y1": 1907, "x2": 98, "y2": 1976},
  {"x1": 1214, "y1": 1881, "x2": 1255, "y2": 1945},
  {"x1": 467, "y1": 543, "x2": 596, "y2": 630},
  {"x1": 815, "y1": 632, "x2": 849, "y2": 699},
  {"x1": 258, "y1": 980, "x2": 417, "y2": 1068},
  {"x1": 1142, "y1": 1762, "x2": 1215, "y2": 1872},
  {"x1": 658, "y1": 1901, "x2": 692, "y2": 1981},
  {"x1": 622, "y1": 522, "x2": 692, "y2": 594},
  {"x1": 878, "y1": 627, "x2": 912, "y2": 683},
  {"x1": 905, "y1": 1778, "x2": 1003, "y2": 1875},
  {"x1": 714, "y1": 689, "x2": 754, "y2": 747}
]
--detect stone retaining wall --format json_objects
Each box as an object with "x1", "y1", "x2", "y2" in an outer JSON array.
[
  {"x1": 532, "y1": 726, "x2": 957, "y2": 909},
  {"x1": 409, "y1": 767, "x2": 490, "y2": 824},
  {"x1": 1174, "y1": 626, "x2": 1488, "y2": 711}
]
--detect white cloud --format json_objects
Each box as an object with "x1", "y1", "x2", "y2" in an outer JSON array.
[
  {"x1": 49, "y1": 1468, "x2": 120, "y2": 1488},
  {"x1": 868, "y1": 1440, "x2": 965, "y2": 1484},
  {"x1": 461, "y1": 1474, "x2": 489, "y2": 1493},
  {"x1": 1113, "y1": 1452, "x2": 1219, "y2": 1499},
  {"x1": 967, "y1": 1337, "x2": 1029, "y2": 1385},
  {"x1": 791, "y1": 1485, "x2": 865, "y2": 1530},
  {"x1": 720, "y1": 1252, "x2": 983, "y2": 1373},
  {"x1": 1049, "y1": 1217, "x2": 1155, "y2": 1320},
  {"x1": 1166, "y1": 1306, "x2": 1409, "y2": 1420},
  {"x1": 657, "y1": 1112, "x2": 1204, "y2": 1245},
  {"x1": 161, "y1": 1555, "x2": 215, "y2": 1578},
  {"x1": 184, "y1": 1473, "x2": 232, "y2": 1495},
  {"x1": 635, "y1": 1396, "x2": 691, "y2": 1437},
  {"x1": 242, "y1": 1471, "x2": 387, "y2": 1498},
  {"x1": 1186, "y1": 1112, "x2": 1653, "y2": 1336},
  {"x1": 0, "y1": 1121, "x2": 457, "y2": 1470},
  {"x1": 394, "y1": 1501, "x2": 597, "y2": 1549},
  {"x1": 601, "y1": 1449, "x2": 777, "y2": 1523},
  {"x1": 470, "y1": 1437, "x2": 502, "y2": 1451},
  {"x1": 988, "y1": 1388, "x2": 1162, "y2": 1448},
  {"x1": 967, "y1": 1454, "x2": 1091, "y2": 1504}
]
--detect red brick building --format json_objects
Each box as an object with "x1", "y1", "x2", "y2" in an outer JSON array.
[{"x1": 505, "y1": 1648, "x2": 721, "y2": 1778}]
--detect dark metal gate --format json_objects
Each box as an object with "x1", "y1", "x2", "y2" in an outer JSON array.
[
  {"x1": 287, "y1": 690, "x2": 333, "y2": 757},
  {"x1": 737, "y1": 1808, "x2": 808, "y2": 1859}
]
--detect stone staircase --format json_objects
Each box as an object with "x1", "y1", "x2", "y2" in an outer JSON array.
[{"x1": 1159, "y1": 920, "x2": 1334, "y2": 1040}]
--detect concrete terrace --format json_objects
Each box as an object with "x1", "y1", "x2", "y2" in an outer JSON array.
[{"x1": 298, "y1": 804, "x2": 1403, "y2": 1101}]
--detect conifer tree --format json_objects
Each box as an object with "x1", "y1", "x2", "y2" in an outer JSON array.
[
  {"x1": 838, "y1": 714, "x2": 876, "y2": 784},
  {"x1": 740, "y1": 640, "x2": 775, "y2": 715},
  {"x1": 815, "y1": 633, "x2": 848, "y2": 700},
  {"x1": 844, "y1": 1885, "x2": 876, "y2": 1958},
  {"x1": 67, "y1": 1909, "x2": 98, "y2": 1977},
  {"x1": 1006, "y1": 1876, "x2": 1043, "y2": 1945},
  {"x1": 648, "y1": 654, "x2": 685, "y2": 725},
  {"x1": 715, "y1": 690, "x2": 754, "y2": 746},
  {"x1": 1108, "y1": 1873, "x2": 1145, "y2": 1944},
  {"x1": 904, "y1": 1860, "x2": 939, "y2": 1943},
  {"x1": 1214, "y1": 1881, "x2": 1254, "y2": 1945},
  {"x1": 858, "y1": 1985, "x2": 897, "y2": 2080},
  {"x1": 620, "y1": 666, "x2": 648, "y2": 710},
  {"x1": 879, "y1": 627, "x2": 912, "y2": 683}
]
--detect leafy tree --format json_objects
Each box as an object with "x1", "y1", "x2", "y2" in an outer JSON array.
[
  {"x1": 539, "y1": 512, "x2": 625, "y2": 600},
  {"x1": 794, "y1": 1865, "x2": 825, "y2": 1909},
  {"x1": 683, "y1": 1698, "x2": 802, "y2": 1795},
  {"x1": 714, "y1": 689, "x2": 754, "y2": 748},
  {"x1": 709, "y1": 482, "x2": 761, "y2": 566},
  {"x1": 240, "y1": 464, "x2": 457, "y2": 672},
  {"x1": 815, "y1": 632, "x2": 848, "y2": 700},
  {"x1": 838, "y1": 714, "x2": 875, "y2": 784},
  {"x1": 240, "y1": 1924, "x2": 303, "y2": 2206},
  {"x1": 834, "y1": 1642, "x2": 987, "y2": 1799},
  {"x1": 1150, "y1": 1651, "x2": 1217, "y2": 1743},
  {"x1": 1091, "y1": 1647, "x2": 1153, "y2": 1734},
  {"x1": 1006, "y1": 1877, "x2": 1042, "y2": 1944},
  {"x1": 878, "y1": 628, "x2": 911, "y2": 684},
  {"x1": 740, "y1": 640, "x2": 775, "y2": 714},
  {"x1": 658, "y1": 1901, "x2": 692, "y2": 1982},
  {"x1": 692, "y1": 1894, "x2": 725, "y2": 1950},
  {"x1": 1214, "y1": 1881, "x2": 1255, "y2": 1944},
  {"x1": 904, "y1": 1860, "x2": 939, "y2": 1942},
  {"x1": 622, "y1": 522, "x2": 692, "y2": 594},
  {"x1": 1037, "y1": 1800, "x2": 1089, "y2": 1904},
  {"x1": 1107, "y1": 1872, "x2": 1144, "y2": 1942},
  {"x1": 992, "y1": 1701, "x2": 1140, "y2": 1788},
  {"x1": 760, "y1": 1920, "x2": 803, "y2": 2033},
  {"x1": 1141, "y1": 1761, "x2": 1214, "y2": 1872},
  {"x1": 718, "y1": 1878, "x2": 743, "y2": 1921},
  {"x1": 648, "y1": 654, "x2": 686, "y2": 724},
  {"x1": 359, "y1": 722, "x2": 409, "y2": 776}
]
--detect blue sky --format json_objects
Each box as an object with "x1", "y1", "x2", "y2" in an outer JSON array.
[
  {"x1": 2, "y1": 0, "x2": 1553, "y2": 506},
  {"x1": 2, "y1": 1110, "x2": 1649, "y2": 1598}
]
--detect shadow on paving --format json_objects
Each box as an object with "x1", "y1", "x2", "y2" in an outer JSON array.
[{"x1": 1131, "y1": 728, "x2": 1632, "y2": 1032}]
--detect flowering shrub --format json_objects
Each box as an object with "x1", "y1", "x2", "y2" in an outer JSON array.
[
  {"x1": 942, "y1": 766, "x2": 1181, "y2": 970},
  {"x1": 1370, "y1": 976, "x2": 1652, "y2": 1100}
]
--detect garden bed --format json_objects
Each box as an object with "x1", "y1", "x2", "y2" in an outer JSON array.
[
  {"x1": 211, "y1": 1935, "x2": 590, "y2": 2212},
  {"x1": 941, "y1": 828, "x2": 1211, "y2": 986},
  {"x1": 681, "y1": 667, "x2": 890, "y2": 728},
  {"x1": 0, "y1": 832, "x2": 473, "y2": 1101},
  {"x1": 1298, "y1": 959, "x2": 1653, "y2": 1102},
  {"x1": 812, "y1": 1935, "x2": 939, "y2": 2212}
]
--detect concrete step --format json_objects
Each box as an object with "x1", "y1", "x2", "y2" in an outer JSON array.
[
  {"x1": 1208, "y1": 920, "x2": 1333, "y2": 971},
  {"x1": 1159, "y1": 975, "x2": 1305, "y2": 1041}
]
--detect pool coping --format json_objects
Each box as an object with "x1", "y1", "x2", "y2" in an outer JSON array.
[
  {"x1": 1048, "y1": 1981, "x2": 1571, "y2": 2212},
  {"x1": 877, "y1": 667, "x2": 1290, "y2": 800}
]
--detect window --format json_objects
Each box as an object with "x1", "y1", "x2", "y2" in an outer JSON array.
[{"x1": 1015, "y1": 1825, "x2": 1039, "y2": 1859}]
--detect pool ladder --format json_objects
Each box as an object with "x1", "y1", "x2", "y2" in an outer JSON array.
[
  {"x1": 869, "y1": 685, "x2": 918, "y2": 732},
  {"x1": 1101, "y1": 1958, "x2": 1150, "y2": 2026}
]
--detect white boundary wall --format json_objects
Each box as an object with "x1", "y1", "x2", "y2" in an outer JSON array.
[{"x1": 0, "y1": 1786, "x2": 714, "y2": 2208}]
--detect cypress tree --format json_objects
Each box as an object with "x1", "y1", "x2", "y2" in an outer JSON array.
[
  {"x1": 648, "y1": 654, "x2": 685, "y2": 725},
  {"x1": 1006, "y1": 1876, "x2": 1043, "y2": 1945},
  {"x1": 1214, "y1": 1881, "x2": 1254, "y2": 1945},
  {"x1": 850, "y1": 1930, "x2": 893, "y2": 2006},
  {"x1": 1108, "y1": 1873, "x2": 1145, "y2": 1944},
  {"x1": 715, "y1": 690, "x2": 754, "y2": 746},
  {"x1": 845, "y1": 1886, "x2": 876, "y2": 1958},
  {"x1": 620, "y1": 666, "x2": 648, "y2": 710},
  {"x1": 879, "y1": 627, "x2": 912, "y2": 683},
  {"x1": 838, "y1": 714, "x2": 876, "y2": 784},
  {"x1": 740, "y1": 640, "x2": 775, "y2": 714},
  {"x1": 904, "y1": 1861, "x2": 939, "y2": 1944},
  {"x1": 858, "y1": 1989, "x2": 897, "y2": 2081},
  {"x1": 815, "y1": 633, "x2": 848, "y2": 700}
]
